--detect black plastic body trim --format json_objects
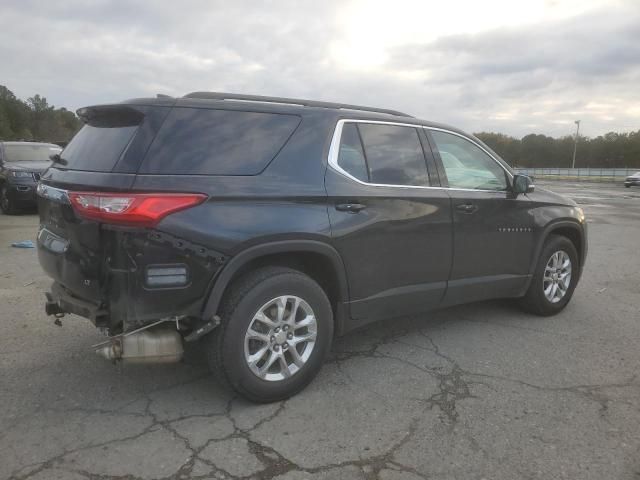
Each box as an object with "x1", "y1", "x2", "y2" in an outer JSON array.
[{"x1": 524, "y1": 219, "x2": 587, "y2": 291}]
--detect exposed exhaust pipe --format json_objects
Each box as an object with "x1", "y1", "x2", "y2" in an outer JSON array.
[{"x1": 95, "y1": 325, "x2": 183, "y2": 364}]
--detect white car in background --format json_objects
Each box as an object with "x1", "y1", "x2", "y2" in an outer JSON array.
[{"x1": 624, "y1": 172, "x2": 640, "y2": 188}]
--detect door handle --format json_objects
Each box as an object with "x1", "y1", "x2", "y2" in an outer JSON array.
[
  {"x1": 455, "y1": 203, "x2": 478, "y2": 214},
  {"x1": 335, "y1": 203, "x2": 367, "y2": 213}
]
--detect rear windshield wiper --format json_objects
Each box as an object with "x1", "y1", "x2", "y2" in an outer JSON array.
[{"x1": 50, "y1": 153, "x2": 68, "y2": 166}]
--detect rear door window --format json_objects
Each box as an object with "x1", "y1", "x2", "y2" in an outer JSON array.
[
  {"x1": 140, "y1": 108, "x2": 301, "y2": 175},
  {"x1": 357, "y1": 123, "x2": 429, "y2": 186},
  {"x1": 61, "y1": 108, "x2": 142, "y2": 172}
]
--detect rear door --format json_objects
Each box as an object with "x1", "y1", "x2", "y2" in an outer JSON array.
[
  {"x1": 326, "y1": 120, "x2": 452, "y2": 326},
  {"x1": 426, "y1": 128, "x2": 535, "y2": 305}
]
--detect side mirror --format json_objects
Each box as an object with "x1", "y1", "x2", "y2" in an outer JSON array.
[{"x1": 512, "y1": 174, "x2": 534, "y2": 195}]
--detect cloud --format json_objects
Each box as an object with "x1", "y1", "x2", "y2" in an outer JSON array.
[{"x1": 0, "y1": 0, "x2": 638, "y2": 137}]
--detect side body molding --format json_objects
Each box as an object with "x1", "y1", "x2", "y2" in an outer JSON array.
[{"x1": 201, "y1": 240, "x2": 350, "y2": 331}]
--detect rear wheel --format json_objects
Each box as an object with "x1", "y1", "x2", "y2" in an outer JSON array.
[
  {"x1": 0, "y1": 185, "x2": 17, "y2": 215},
  {"x1": 207, "y1": 266, "x2": 333, "y2": 403},
  {"x1": 519, "y1": 235, "x2": 579, "y2": 316}
]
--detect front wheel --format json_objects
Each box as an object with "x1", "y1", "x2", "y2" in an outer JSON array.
[
  {"x1": 207, "y1": 267, "x2": 333, "y2": 403},
  {"x1": 519, "y1": 235, "x2": 579, "y2": 316},
  {"x1": 0, "y1": 185, "x2": 17, "y2": 215}
]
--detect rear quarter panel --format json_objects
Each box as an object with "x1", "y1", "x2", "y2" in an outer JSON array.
[{"x1": 125, "y1": 111, "x2": 335, "y2": 325}]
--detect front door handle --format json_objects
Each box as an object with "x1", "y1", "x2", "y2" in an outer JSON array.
[
  {"x1": 455, "y1": 203, "x2": 478, "y2": 214},
  {"x1": 335, "y1": 203, "x2": 367, "y2": 213}
]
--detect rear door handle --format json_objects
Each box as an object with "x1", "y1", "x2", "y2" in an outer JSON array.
[
  {"x1": 455, "y1": 203, "x2": 478, "y2": 214},
  {"x1": 335, "y1": 203, "x2": 367, "y2": 213}
]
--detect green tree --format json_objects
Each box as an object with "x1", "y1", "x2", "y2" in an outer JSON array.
[
  {"x1": 476, "y1": 129, "x2": 640, "y2": 169},
  {"x1": 0, "y1": 86, "x2": 81, "y2": 144}
]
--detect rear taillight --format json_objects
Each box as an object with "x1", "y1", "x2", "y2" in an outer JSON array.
[{"x1": 67, "y1": 192, "x2": 207, "y2": 227}]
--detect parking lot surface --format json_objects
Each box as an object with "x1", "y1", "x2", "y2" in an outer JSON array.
[{"x1": 1, "y1": 182, "x2": 639, "y2": 480}]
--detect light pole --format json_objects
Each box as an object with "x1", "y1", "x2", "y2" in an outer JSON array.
[{"x1": 571, "y1": 120, "x2": 580, "y2": 169}]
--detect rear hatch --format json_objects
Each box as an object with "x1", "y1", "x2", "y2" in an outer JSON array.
[{"x1": 37, "y1": 103, "x2": 171, "y2": 306}]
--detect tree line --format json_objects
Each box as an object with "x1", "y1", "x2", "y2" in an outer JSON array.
[
  {"x1": 1, "y1": 84, "x2": 638, "y2": 168},
  {"x1": 476, "y1": 130, "x2": 640, "y2": 169},
  {"x1": 0, "y1": 85, "x2": 81, "y2": 145}
]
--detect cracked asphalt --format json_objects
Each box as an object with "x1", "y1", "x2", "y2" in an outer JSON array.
[{"x1": 1, "y1": 181, "x2": 639, "y2": 480}]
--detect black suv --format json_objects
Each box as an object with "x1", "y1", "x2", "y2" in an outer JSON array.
[
  {"x1": 37, "y1": 92, "x2": 587, "y2": 402},
  {"x1": 0, "y1": 141, "x2": 61, "y2": 214}
]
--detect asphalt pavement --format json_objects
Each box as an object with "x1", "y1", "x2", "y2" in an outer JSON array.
[{"x1": 1, "y1": 181, "x2": 639, "y2": 480}]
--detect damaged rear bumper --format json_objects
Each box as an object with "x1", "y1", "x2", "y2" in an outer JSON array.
[
  {"x1": 44, "y1": 280, "x2": 220, "y2": 347},
  {"x1": 45, "y1": 281, "x2": 109, "y2": 327}
]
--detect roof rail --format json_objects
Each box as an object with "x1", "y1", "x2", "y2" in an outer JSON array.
[{"x1": 183, "y1": 92, "x2": 413, "y2": 118}]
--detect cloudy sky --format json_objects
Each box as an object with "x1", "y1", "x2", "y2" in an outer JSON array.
[{"x1": 2, "y1": 0, "x2": 639, "y2": 137}]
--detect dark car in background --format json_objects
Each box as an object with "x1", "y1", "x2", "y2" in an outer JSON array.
[
  {"x1": 37, "y1": 92, "x2": 587, "y2": 402},
  {"x1": 624, "y1": 172, "x2": 640, "y2": 188},
  {"x1": 0, "y1": 141, "x2": 61, "y2": 214}
]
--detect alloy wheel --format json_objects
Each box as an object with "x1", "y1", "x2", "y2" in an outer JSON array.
[
  {"x1": 543, "y1": 250, "x2": 572, "y2": 303},
  {"x1": 243, "y1": 295, "x2": 317, "y2": 381}
]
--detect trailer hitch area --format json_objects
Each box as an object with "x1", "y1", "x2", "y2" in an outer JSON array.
[{"x1": 45, "y1": 292, "x2": 65, "y2": 324}]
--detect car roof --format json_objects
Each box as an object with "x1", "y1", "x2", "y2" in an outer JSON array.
[{"x1": 113, "y1": 92, "x2": 470, "y2": 137}]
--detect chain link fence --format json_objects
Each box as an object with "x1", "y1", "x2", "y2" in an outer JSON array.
[{"x1": 515, "y1": 168, "x2": 636, "y2": 182}]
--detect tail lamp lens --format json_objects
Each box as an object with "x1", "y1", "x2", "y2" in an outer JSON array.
[{"x1": 68, "y1": 192, "x2": 207, "y2": 226}]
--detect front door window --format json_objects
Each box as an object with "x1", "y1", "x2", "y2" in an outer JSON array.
[{"x1": 430, "y1": 131, "x2": 507, "y2": 191}]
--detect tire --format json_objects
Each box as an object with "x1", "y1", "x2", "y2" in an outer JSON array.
[
  {"x1": 519, "y1": 235, "x2": 579, "y2": 316},
  {"x1": 0, "y1": 185, "x2": 17, "y2": 215},
  {"x1": 207, "y1": 266, "x2": 334, "y2": 403}
]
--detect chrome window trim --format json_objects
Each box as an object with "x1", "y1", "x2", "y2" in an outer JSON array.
[{"x1": 327, "y1": 119, "x2": 513, "y2": 193}]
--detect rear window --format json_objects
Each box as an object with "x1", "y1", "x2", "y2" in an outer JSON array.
[
  {"x1": 61, "y1": 107, "x2": 142, "y2": 172},
  {"x1": 140, "y1": 108, "x2": 301, "y2": 175}
]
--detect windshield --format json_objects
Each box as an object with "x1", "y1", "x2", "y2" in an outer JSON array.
[{"x1": 4, "y1": 144, "x2": 61, "y2": 162}]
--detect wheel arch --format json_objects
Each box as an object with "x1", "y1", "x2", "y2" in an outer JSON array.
[
  {"x1": 549, "y1": 225, "x2": 584, "y2": 263},
  {"x1": 201, "y1": 240, "x2": 350, "y2": 335},
  {"x1": 530, "y1": 220, "x2": 586, "y2": 274}
]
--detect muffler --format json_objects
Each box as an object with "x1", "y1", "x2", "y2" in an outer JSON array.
[{"x1": 95, "y1": 325, "x2": 183, "y2": 364}]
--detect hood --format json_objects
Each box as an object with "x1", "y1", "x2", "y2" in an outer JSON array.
[{"x1": 5, "y1": 161, "x2": 52, "y2": 173}]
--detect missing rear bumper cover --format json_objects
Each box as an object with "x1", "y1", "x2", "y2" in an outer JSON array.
[{"x1": 44, "y1": 284, "x2": 108, "y2": 327}]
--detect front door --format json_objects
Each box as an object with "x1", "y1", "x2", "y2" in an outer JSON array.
[{"x1": 426, "y1": 129, "x2": 535, "y2": 305}]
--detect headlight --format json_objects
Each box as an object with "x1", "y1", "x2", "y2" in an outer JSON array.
[
  {"x1": 576, "y1": 207, "x2": 585, "y2": 223},
  {"x1": 10, "y1": 171, "x2": 32, "y2": 178}
]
